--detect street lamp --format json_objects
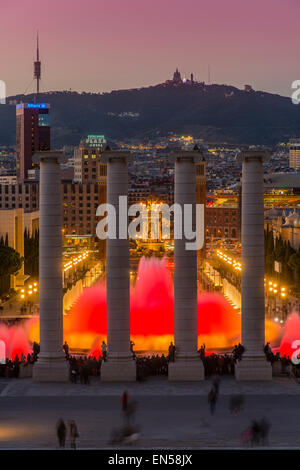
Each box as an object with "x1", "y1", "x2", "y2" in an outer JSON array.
[{"x1": 20, "y1": 282, "x2": 39, "y2": 314}]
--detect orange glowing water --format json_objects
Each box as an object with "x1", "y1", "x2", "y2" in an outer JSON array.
[
  {"x1": 1, "y1": 257, "x2": 282, "y2": 358},
  {"x1": 279, "y1": 312, "x2": 300, "y2": 359}
]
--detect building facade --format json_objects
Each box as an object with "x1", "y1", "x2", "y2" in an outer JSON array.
[
  {"x1": 289, "y1": 141, "x2": 300, "y2": 170},
  {"x1": 62, "y1": 181, "x2": 101, "y2": 239},
  {"x1": 0, "y1": 181, "x2": 39, "y2": 211},
  {"x1": 0, "y1": 208, "x2": 39, "y2": 289},
  {"x1": 265, "y1": 208, "x2": 300, "y2": 250},
  {"x1": 16, "y1": 103, "x2": 50, "y2": 181},
  {"x1": 0, "y1": 181, "x2": 102, "y2": 241},
  {"x1": 206, "y1": 206, "x2": 240, "y2": 239},
  {"x1": 74, "y1": 135, "x2": 107, "y2": 183}
]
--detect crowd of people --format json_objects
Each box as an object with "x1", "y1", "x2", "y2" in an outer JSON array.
[
  {"x1": 1, "y1": 338, "x2": 300, "y2": 380},
  {"x1": 69, "y1": 355, "x2": 102, "y2": 383},
  {"x1": 136, "y1": 354, "x2": 168, "y2": 380},
  {"x1": 263, "y1": 342, "x2": 299, "y2": 376},
  {"x1": 203, "y1": 353, "x2": 235, "y2": 376},
  {"x1": 0, "y1": 352, "x2": 36, "y2": 378}
]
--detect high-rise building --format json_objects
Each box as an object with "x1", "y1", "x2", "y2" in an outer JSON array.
[
  {"x1": 70, "y1": 135, "x2": 108, "y2": 260},
  {"x1": 289, "y1": 141, "x2": 300, "y2": 170},
  {"x1": 74, "y1": 135, "x2": 107, "y2": 183},
  {"x1": 16, "y1": 103, "x2": 50, "y2": 181}
]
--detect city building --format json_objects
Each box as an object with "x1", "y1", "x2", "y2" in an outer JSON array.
[
  {"x1": 128, "y1": 185, "x2": 151, "y2": 205},
  {"x1": 0, "y1": 181, "x2": 39, "y2": 211},
  {"x1": 62, "y1": 181, "x2": 101, "y2": 241},
  {"x1": 289, "y1": 140, "x2": 300, "y2": 170},
  {"x1": 74, "y1": 135, "x2": 107, "y2": 183},
  {"x1": 16, "y1": 103, "x2": 50, "y2": 180},
  {"x1": 265, "y1": 208, "x2": 300, "y2": 250},
  {"x1": 0, "y1": 208, "x2": 39, "y2": 289},
  {"x1": 206, "y1": 206, "x2": 240, "y2": 239}
]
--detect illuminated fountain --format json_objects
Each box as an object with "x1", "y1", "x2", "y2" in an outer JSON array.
[
  {"x1": 0, "y1": 321, "x2": 33, "y2": 359},
  {"x1": 0, "y1": 256, "x2": 283, "y2": 359},
  {"x1": 279, "y1": 312, "x2": 300, "y2": 360}
]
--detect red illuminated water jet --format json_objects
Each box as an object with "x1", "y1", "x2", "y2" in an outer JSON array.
[
  {"x1": 0, "y1": 322, "x2": 32, "y2": 359},
  {"x1": 58, "y1": 257, "x2": 244, "y2": 352},
  {"x1": 279, "y1": 312, "x2": 300, "y2": 360}
]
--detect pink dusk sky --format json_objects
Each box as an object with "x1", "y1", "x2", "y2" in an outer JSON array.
[{"x1": 1, "y1": 0, "x2": 299, "y2": 97}]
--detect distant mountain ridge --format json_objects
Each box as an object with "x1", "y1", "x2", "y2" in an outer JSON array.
[{"x1": 1, "y1": 82, "x2": 300, "y2": 147}]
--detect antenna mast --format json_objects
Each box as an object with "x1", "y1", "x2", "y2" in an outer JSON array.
[{"x1": 34, "y1": 31, "x2": 41, "y2": 94}]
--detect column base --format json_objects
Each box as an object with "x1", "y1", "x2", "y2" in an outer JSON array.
[
  {"x1": 33, "y1": 355, "x2": 69, "y2": 382},
  {"x1": 235, "y1": 356, "x2": 272, "y2": 381},
  {"x1": 101, "y1": 358, "x2": 136, "y2": 382},
  {"x1": 168, "y1": 358, "x2": 204, "y2": 381}
]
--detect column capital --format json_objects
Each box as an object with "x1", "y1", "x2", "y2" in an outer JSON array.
[
  {"x1": 33, "y1": 151, "x2": 67, "y2": 165},
  {"x1": 236, "y1": 150, "x2": 269, "y2": 163},
  {"x1": 170, "y1": 149, "x2": 205, "y2": 164},
  {"x1": 101, "y1": 150, "x2": 132, "y2": 164}
]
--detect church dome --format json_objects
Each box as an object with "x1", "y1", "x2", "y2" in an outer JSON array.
[{"x1": 285, "y1": 210, "x2": 298, "y2": 225}]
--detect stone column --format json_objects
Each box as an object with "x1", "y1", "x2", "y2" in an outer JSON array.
[
  {"x1": 101, "y1": 151, "x2": 136, "y2": 381},
  {"x1": 168, "y1": 150, "x2": 204, "y2": 381},
  {"x1": 32, "y1": 151, "x2": 68, "y2": 382},
  {"x1": 235, "y1": 150, "x2": 272, "y2": 381}
]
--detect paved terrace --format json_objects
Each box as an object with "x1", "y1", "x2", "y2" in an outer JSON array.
[
  {"x1": 1, "y1": 375, "x2": 300, "y2": 396},
  {"x1": 0, "y1": 377, "x2": 300, "y2": 449}
]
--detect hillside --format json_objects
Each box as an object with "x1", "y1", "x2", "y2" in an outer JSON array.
[{"x1": 1, "y1": 83, "x2": 300, "y2": 147}]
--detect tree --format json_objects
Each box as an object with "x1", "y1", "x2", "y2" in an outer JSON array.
[
  {"x1": 0, "y1": 245, "x2": 23, "y2": 296},
  {"x1": 283, "y1": 241, "x2": 296, "y2": 283},
  {"x1": 24, "y1": 229, "x2": 39, "y2": 277},
  {"x1": 274, "y1": 235, "x2": 285, "y2": 263},
  {"x1": 0, "y1": 245, "x2": 23, "y2": 277}
]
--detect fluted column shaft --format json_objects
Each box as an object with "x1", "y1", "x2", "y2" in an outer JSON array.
[
  {"x1": 235, "y1": 150, "x2": 272, "y2": 381},
  {"x1": 106, "y1": 157, "x2": 131, "y2": 357},
  {"x1": 174, "y1": 157, "x2": 198, "y2": 357},
  {"x1": 168, "y1": 150, "x2": 204, "y2": 381},
  {"x1": 33, "y1": 151, "x2": 68, "y2": 382},
  {"x1": 39, "y1": 158, "x2": 63, "y2": 354},
  {"x1": 241, "y1": 156, "x2": 265, "y2": 354},
  {"x1": 101, "y1": 151, "x2": 136, "y2": 381}
]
